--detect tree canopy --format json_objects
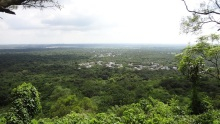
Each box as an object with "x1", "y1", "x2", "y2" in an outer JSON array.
[
  {"x1": 181, "y1": 0, "x2": 220, "y2": 34},
  {"x1": 180, "y1": 0, "x2": 220, "y2": 80},
  {"x1": 6, "y1": 83, "x2": 41, "y2": 124},
  {"x1": 0, "y1": 0, "x2": 61, "y2": 15},
  {"x1": 176, "y1": 34, "x2": 220, "y2": 114},
  {"x1": 179, "y1": 0, "x2": 220, "y2": 114},
  {"x1": 178, "y1": 35, "x2": 220, "y2": 80}
]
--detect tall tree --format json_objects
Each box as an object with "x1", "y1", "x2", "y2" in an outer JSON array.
[
  {"x1": 193, "y1": 35, "x2": 220, "y2": 80},
  {"x1": 176, "y1": 45, "x2": 205, "y2": 114},
  {"x1": 0, "y1": 0, "x2": 61, "y2": 15},
  {"x1": 176, "y1": 35, "x2": 220, "y2": 114},
  {"x1": 6, "y1": 83, "x2": 41, "y2": 124},
  {"x1": 181, "y1": 1, "x2": 220, "y2": 80}
]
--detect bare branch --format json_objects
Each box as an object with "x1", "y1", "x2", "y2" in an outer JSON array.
[
  {"x1": 0, "y1": 6, "x2": 15, "y2": 14},
  {"x1": 182, "y1": 0, "x2": 220, "y2": 15},
  {"x1": 0, "y1": 0, "x2": 61, "y2": 15},
  {"x1": 215, "y1": 0, "x2": 220, "y2": 9}
]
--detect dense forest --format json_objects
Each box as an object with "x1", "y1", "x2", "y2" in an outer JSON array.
[
  {"x1": 1, "y1": 0, "x2": 220, "y2": 123},
  {"x1": 0, "y1": 45, "x2": 219, "y2": 123}
]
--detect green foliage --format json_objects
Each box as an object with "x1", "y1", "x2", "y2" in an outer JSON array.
[
  {"x1": 177, "y1": 36, "x2": 219, "y2": 81},
  {"x1": 49, "y1": 95, "x2": 78, "y2": 117},
  {"x1": 176, "y1": 46, "x2": 204, "y2": 115},
  {"x1": 49, "y1": 86, "x2": 72, "y2": 101},
  {"x1": 5, "y1": 83, "x2": 41, "y2": 124},
  {"x1": 0, "y1": 117, "x2": 6, "y2": 124},
  {"x1": 48, "y1": 89, "x2": 97, "y2": 118},
  {"x1": 79, "y1": 97, "x2": 97, "y2": 112},
  {"x1": 169, "y1": 97, "x2": 189, "y2": 115},
  {"x1": 181, "y1": 14, "x2": 201, "y2": 34},
  {"x1": 193, "y1": 110, "x2": 220, "y2": 124},
  {"x1": 0, "y1": 47, "x2": 219, "y2": 123},
  {"x1": 34, "y1": 97, "x2": 220, "y2": 124},
  {"x1": 176, "y1": 45, "x2": 205, "y2": 82},
  {"x1": 181, "y1": 0, "x2": 220, "y2": 34},
  {"x1": 176, "y1": 39, "x2": 220, "y2": 114}
]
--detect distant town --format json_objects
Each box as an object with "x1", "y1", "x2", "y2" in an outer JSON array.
[{"x1": 78, "y1": 52, "x2": 178, "y2": 71}]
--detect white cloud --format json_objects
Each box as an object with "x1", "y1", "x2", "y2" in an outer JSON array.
[{"x1": 0, "y1": 0, "x2": 193, "y2": 44}]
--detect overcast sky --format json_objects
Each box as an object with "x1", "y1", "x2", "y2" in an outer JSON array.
[{"x1": 0, "y1": 0, "x2": 199, "y2": 44}]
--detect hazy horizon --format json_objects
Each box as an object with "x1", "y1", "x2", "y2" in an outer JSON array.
[{"x1": 0, "y1": 43, "x2": 187, "y2": 50}]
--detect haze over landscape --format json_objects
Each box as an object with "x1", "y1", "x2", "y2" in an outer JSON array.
[
  {"x1": 0, "y1": 0, "x2": 196, "y2": 45},
  {"x1": 1, "y1": 0, "x2": 220, "y2": 123}
]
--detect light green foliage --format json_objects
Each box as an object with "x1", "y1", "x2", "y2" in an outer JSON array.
[
  {"x1": 176, "y1": 45, "x2": 205, "y2": 82},
  {"x1": 169, "y1": 97, "x2": 189, "y2": 115},
  {"x1": 5, "y1": 82, "x2": 41, "y2": 124},
  {"x1": 176, "y1": 35, "x2": 220, "y2": 80},
  {"x1": 0, "y1": 117, "x2": 6, "y2": 124},
  {"x1": 181, "y1": 14, "x2": 201, "y2": 34},
  {"x1": 177, "y1": 35, "x2": 220, "y2": 80},
  {"x1": 34, "y1": 97, "x2": 220, "y2": 124},
  {"x1": 181, "y1": 0, "x2": 220, "y2": 34}
]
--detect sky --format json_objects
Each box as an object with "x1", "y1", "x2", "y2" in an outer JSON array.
[{"x1": 0, "y1": 0, "x2": 199, "y2": 44}]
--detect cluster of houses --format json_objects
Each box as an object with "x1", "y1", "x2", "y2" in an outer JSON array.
[
  {"x1": 105, "y1": 62, "x2": 123, "y2": 68},
  {"x1": 94, "y1": 53, "x2": 118, "y2": 58},
  {"x1": 129, "y1": 62, "x2": 177, "y2": 71},
  {"x1": 78, "y1": 61, "x2": 123, "y2": 69},
  {"x1": 78, "y1": 62, "x2": 95, "y2": 69},
  {"x1": 78, "y1": 61, "x2": 178, "y2": 71}
]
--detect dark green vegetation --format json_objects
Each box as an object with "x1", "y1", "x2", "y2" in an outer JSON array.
[{"x1": 0, "y1": 45, "x2": 219, "y2": 123}]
